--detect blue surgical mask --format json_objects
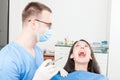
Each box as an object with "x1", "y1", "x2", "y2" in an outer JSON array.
[{"x1": 38, "y1": 29, "x2": 52, "y2": 42}]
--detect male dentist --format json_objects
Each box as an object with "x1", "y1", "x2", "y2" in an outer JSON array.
[{"x1": 0, "y1": 2, "x2": 59, "y2": 80}]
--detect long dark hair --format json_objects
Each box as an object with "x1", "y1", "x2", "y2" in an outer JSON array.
[{"x1": 64, "y1": 39, "x2": 100, "y2": 74}]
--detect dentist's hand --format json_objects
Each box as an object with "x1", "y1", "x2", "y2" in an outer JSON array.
[{"x1": 32, "y1": 59, "x2": 60, "y2": 80}]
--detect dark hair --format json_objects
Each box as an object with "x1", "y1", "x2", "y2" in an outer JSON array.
[
  {"x1": 22, "y1": 2, "x2": 52, "y2": 22},
  {"x1": 64, "y1": 39, "x2": 100, "y2": 74}
]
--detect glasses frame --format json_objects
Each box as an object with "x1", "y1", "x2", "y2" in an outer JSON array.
[{"x1": 35, "y1": 19, "x2": 52, "y2": 29}]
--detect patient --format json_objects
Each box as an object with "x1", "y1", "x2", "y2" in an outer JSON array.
[{"x1": 51, "y1": 39, "x2": 108, "y2": 80}]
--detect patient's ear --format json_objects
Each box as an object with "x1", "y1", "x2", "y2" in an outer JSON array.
[
  {"x1": 90, "y1": 56, "x2": 92, "y2": 60},
  {"x1": 70, "y1": 53, "x2": 74, "y2": 59}
]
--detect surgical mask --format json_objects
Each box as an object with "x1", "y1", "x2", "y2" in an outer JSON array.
[{"x1": 38, "y1": 29, "x2": 52, "y2": 42}]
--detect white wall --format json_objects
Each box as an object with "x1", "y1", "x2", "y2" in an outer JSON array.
[
  {"x1": 0, "y1": 0, "x2": 8, "y2": 46},
  {"x1": 38, "y1": 0, "x2": 110, "y2": 50},
  {"x1": 52, "y1": 0, "x2": 109, "y2": 42},
  {"x1": 108, "y1": 0, "x2": 120, "y2": 80}
]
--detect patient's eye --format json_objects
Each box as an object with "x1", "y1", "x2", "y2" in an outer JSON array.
[
  {"x1": 85, "y1": 45, "x2": 88, "y2": 47},
  {"x1": 75, "y1": 44, "x2": 79, "y2": 47}
]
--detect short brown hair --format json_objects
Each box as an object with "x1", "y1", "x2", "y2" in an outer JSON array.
[{"x1": 22, "y1": 2, "x2": 52, "y2": 22}]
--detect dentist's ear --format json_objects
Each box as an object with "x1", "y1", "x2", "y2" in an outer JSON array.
[{"x1": 29, "y1": 19, "x2": 36, "y2": 30}]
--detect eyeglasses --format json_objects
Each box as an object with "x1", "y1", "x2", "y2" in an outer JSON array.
[{"x1": 35, "y1": 19, "x2": 52, "y2": 29}]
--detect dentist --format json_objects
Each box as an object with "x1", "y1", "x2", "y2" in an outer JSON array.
[{"x1": 0, "y1": 2, "x2": 59, "y2": 80}]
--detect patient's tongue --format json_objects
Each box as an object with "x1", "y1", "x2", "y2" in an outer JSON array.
[{"x1": 79, "y1": 52, "x2": 85, "y2": 57}]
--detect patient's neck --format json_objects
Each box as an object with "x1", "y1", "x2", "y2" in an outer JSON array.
[{"x1": 75, "y1": 62, "x2": 88, "y2": 71}]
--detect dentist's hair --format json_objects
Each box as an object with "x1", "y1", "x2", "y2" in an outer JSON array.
[
  {"x1": 64, "y1": 39, "x2": 100, "y2": 74},
  {"x1": 22, "y1": 2, "x2": 52, "y2": 23}
]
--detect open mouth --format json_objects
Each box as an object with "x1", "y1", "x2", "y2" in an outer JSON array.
[{"x1": 78, "y1": 52, "x2": 86, "y2": 57}]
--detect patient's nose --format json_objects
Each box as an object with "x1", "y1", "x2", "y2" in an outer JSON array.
[{"x1": 80, "y1": 46, "x2": 84, "y2": 49}]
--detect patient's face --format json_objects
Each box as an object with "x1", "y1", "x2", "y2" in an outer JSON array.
[{"x1": 70, "y1": 41, "x2": 92, "y2": 64}]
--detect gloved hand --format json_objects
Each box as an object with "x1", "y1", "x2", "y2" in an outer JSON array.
[
  {"x1": 32, "y1": 59, "x2": 60, "y2": 80},
  {"x1": 59, "y1": 68, "x2": 68, "y2": 77}
]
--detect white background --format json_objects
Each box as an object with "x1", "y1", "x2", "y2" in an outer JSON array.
[{"x1": 108, "y1": 0, "x2": 120, "y2": 79}]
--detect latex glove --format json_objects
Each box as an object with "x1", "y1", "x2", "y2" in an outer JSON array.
[
  {"x1": 59, "y1": 68, "x2": 68, "y2": 77},
  {"x1": 32, "y1": 59, "x2": 60, "y2": 80}
]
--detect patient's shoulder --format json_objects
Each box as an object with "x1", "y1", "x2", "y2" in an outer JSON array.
[
  {"x1": 79, "y1": 71, "x2": 108, "y2": 80},
  {"x1": 51, "y1": 70, "x2": 108, "y2": 80},
  {"x1": 77, "y1": 70, "x2": 108, "y2": 80}
]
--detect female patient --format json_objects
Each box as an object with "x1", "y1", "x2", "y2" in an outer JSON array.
[{"x1": 51, "y1": 39, "x2": 108, "y2": 80}]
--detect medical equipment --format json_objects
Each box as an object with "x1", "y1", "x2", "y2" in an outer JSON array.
[
  {"x1": 45, "y1": 57, "x2": 63, "y2": 66},
  {"x1": 45, "y1": 57, "x2": 68, "y2": 77},
  {"x1": 54, "y1": 57, "x2": 63, "y2": 63}
]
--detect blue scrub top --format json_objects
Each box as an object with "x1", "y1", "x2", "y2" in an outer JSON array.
[
  {"x1": 0, "y1": 41, "x2": 43, "y2": 80},
  {"x1": 51, "y1": 70, "x2": 108, "y2": 80}
]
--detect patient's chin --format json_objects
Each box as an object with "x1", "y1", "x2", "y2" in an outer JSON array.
[{"x1": 74, "y1": 59, "x2": 89, "y2": 64}]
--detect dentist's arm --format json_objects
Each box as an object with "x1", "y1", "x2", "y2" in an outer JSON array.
[{"x1": 32, "y1": 60, "x2": 60, "y2": 80}]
